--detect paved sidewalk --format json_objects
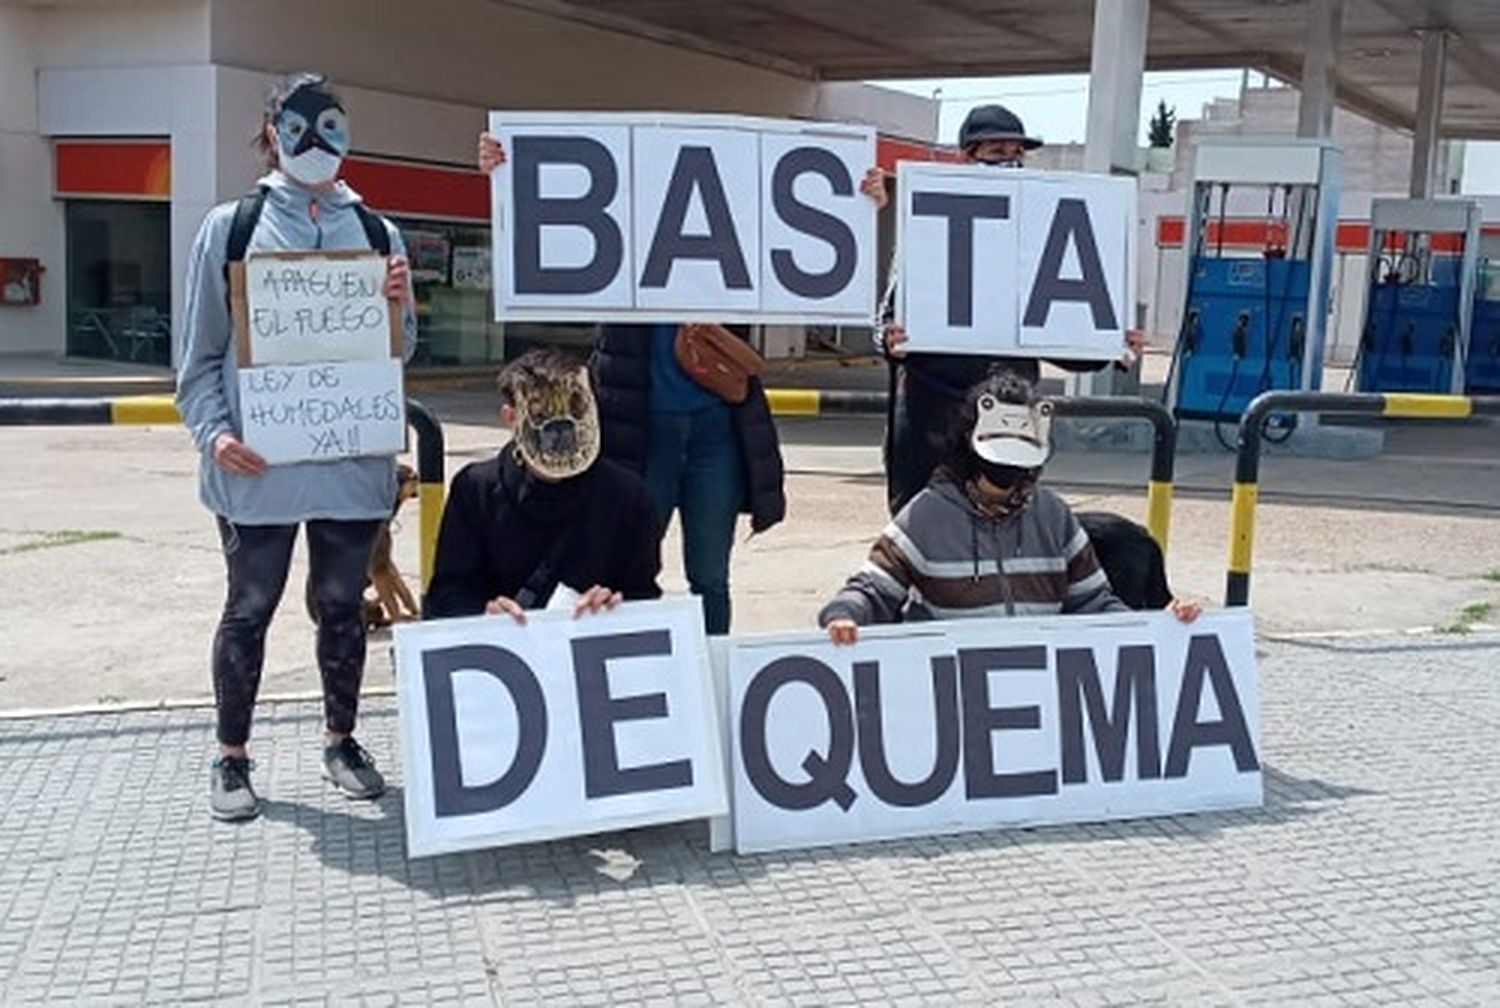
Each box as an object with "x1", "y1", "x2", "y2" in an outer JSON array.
[{"x1": 2, "y1": 633, "x2": 1497, "y2": 1006}]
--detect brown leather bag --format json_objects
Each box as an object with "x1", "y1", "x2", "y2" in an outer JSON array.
[{"x1": 673, "y1": 323, "x2": 764, "y2": 405}]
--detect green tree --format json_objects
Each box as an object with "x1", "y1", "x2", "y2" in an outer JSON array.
[{"x1": 1148, "y1": 100, "x2": 1176, "y2": 148}]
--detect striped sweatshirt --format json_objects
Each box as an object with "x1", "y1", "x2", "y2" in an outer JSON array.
[{"x1": 819, "y1": 477, "x2": 1127, "y2": 626}]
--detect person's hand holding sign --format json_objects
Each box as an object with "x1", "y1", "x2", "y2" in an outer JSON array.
[
  {"x1": 486, "y1": 595, "x2": 527, "y2": 624},
  {"x1": 882, "y1": 323, "x2": 910, "y2": 360},
  {"x1": 478, "y1": 131, "x2": 506, "y2": 173},
  {"x1": 826, "y1": 617, "x2": 860, "y2": 646},
  {"x1": 573, "y1": 585, "x2": 624, "y2": 618},
  {"x1": 383, "y1": 254, "x2": 412, "y2": 307},
  {"x1": 212, "y1": 432, "x2": 269, "y2": 476},
  {"x1": 1168, "y1": 597, "x2": 1203, "y2": 622},
  {"x1": 860, "y1": 167, "x2": 888, "y2": 210},
  {"x1": 1119, "y1": 327, "x2": 1146, "y2": 370}
]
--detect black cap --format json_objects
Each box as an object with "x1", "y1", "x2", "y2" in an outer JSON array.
[{"x1": 958, "y1": 104, "x2": 1042, "y2": 151}]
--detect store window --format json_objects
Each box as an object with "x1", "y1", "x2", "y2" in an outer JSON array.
[
  {"x1": 391, "y1": 217, "x2": 599, "y2": 366},
  {"x1": 65, "y1": 201, "x2": 172, "y2": 365}
]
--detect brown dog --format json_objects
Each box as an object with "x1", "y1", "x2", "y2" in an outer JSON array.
[{"x1": 306, "y1": 463, "x2": 421, "y2": 629}]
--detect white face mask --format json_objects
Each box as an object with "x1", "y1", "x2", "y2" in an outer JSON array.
[{"x1": 281, "y1": 147, "x2": 342, "y2": 187}]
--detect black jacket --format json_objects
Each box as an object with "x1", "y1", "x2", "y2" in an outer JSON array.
[
  {"x1": 423, "y1": 445, "x2": 662, "y2": 619},
  {"x1": 591, "y1": 324, "x2": 787, "y2": 534},
  {"x1": 901, "y1": 351, "x2": 1107, "y2": 402}
]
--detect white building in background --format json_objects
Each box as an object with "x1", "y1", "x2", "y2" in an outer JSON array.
[
  {"x1": 1032, "y1": 82, "x2": 1479, "y2": 365},
  {"x1": 0, "y1": 0, "x2": 939, "y2": 368}
]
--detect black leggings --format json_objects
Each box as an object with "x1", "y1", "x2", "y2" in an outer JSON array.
[{"x1": 212, "y1": 518, "x2": 381, "y2": 747}]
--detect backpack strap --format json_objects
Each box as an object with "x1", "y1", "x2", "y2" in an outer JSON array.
[
  {"x1": 512, "y1": 533, "x2": 574, "y2": 611},
  {"x1": 224, "y1": 186, "x2": 269, "y2": 270},
  {"x1": 354, "y1": 203, "x2": 392, "y2": 256}
]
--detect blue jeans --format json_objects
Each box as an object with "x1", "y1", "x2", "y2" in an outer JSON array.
[{"x1": 644, "y1": 406, "x2": 745, "y2": 635}]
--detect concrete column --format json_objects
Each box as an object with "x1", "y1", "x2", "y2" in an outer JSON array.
[
  {"x1": 1408, "y1": 29, "x2": 1448, "y2": 199},
  {"x1": 1071, "y1": 0, "x2": 1148, "y2": 397},
  {"x1": 1082, "y1": 0, "x2": 1148, "y2": 176},
  {"x1": 1296, "y1": 0, "x2": 1343, "y2": 138}
]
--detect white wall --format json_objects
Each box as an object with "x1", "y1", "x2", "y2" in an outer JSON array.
[{"x1": 0, "y1": 6, "x2": 64, "y2": 355}]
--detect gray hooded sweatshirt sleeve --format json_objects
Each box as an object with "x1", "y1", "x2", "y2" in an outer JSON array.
[
  {"x1": 819, "y1": 480, "x2": 1127, "y2": 627},
  {"x1": 175, "y1": 171, "x2": 416, "y2": 525}
]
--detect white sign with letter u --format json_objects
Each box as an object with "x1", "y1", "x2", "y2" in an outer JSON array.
[{"x1": 726, "y1": 610, "x2": 1261, "y2": 854}]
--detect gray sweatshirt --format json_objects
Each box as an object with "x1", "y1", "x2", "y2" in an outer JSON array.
[
  {"x1": 175, "y1": 171, "x2": 416, "y2": 525},
  {"x1": 819, "y1": 477, "x2": 1127, "y2": 626}
]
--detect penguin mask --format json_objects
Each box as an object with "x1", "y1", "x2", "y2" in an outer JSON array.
[{"x1": 275, "y1": 80, "x2": 349, "y2": 187}]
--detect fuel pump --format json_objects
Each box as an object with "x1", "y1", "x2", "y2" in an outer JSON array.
[
  {"x1": 1167, "y1": 139, "x2": 1341, "y2": 440},
  {"x1": 1467, "y1": 229, "x2": 1500, "y2": 394},
  {"x1": 1353, "y1": 198, "x2": 1480, "y2": 395}
]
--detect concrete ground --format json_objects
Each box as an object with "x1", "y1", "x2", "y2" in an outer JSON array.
[{"x1": 3, "y1": 357, "x2": 1500, "y2": 1005}]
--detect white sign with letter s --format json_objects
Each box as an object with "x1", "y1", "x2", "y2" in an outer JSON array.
[{"x1": 489, "y1": 111, "x2": 876, "y2": 325}]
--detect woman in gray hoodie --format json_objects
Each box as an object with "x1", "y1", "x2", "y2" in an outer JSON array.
[{"x1": 176, "y1": 73, "x2": 416, "y2": 822}]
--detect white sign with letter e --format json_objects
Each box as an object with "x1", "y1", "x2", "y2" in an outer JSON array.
[
  {"x1": 394, "y1": 598, "x2": 728, "y2": 858},
  {"x1": 237, "y1": 358, "x2": 405, "y2": 465},
  {"x1": 728, "y1": 610, "x2": 1261, "y2": 854}
]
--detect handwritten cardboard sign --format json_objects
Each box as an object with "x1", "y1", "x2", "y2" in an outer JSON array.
[
  {"x1": 237, "y1": 358, "x2": 406, "y2": 465},
  {"x1": 230, "y1": 251, "x2": 400, "y2": 367}
]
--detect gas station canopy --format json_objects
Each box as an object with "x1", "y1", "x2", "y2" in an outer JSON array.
[{"x1": 503, "y1": 0, "x2": 1500, "y2": 140}]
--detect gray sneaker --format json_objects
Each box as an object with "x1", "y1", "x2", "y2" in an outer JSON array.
[
  {"x1": 210, "y1": 756, "x2": 261, "y2": 822},
  {"x1": 323, "y1": 737, "x2": 386, "y2": 799}
]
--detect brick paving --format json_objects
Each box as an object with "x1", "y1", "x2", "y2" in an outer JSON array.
[{"x1": 2, "y1": 632, "x2": 1497, "y2": 1006}]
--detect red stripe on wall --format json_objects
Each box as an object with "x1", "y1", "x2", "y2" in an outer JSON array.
[
  {"x1": 876, "y1": 136, "x2": 961, "y2": 173},
  {"x1": 342, "y1": 155, "x2": 490, "y2": 223},
  {"x1": 55, "y1": 140, "x2": 170, "y2": 199},
  {"x1": 1156, "y1": 215, "x2": 1500, "y2": 254}
]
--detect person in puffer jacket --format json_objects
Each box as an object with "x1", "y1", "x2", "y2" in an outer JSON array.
[
  {"x1": 176, "y1": 73, "x2": 416, "y2": 822},
  {"x1": 820, "y1": 370, "x2": 1200, "y2": 644}
]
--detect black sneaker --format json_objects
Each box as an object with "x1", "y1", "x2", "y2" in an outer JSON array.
[
  {"x1": 210, "y1": 756, "x2": 261, "y2": 822},
  {"x1": 323, "y1": 736, "x2": 386, "y2": 799}
]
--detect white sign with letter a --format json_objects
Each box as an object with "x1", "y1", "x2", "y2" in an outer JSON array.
[
  {"x1": 395, "y1": 599, "x2": 727, "y2": 858},
  {"x1": 727, "y1": 610, "x2": 1261, "y2": 854},
  {"x1": 897, "y1": 163, "x2": 1136, "y2": 360}
]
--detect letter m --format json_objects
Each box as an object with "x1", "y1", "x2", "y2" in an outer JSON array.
[{"x1": 1057, "y1": 645, "x2": 1162, "y2": 784}]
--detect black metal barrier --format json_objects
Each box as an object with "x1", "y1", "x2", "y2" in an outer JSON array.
[
  {"x1": 1225, "y1": 391, "x2": 1500, "y2": 607},
  {"x1": 765, "y1": 389, "x2": 1177, "y2": 553},
  {"x1": 0, "y1": 394, "x2": 448, "y2": 590}
]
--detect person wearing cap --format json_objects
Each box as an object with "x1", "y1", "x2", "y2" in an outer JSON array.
[
  {"x1": 874, "y1": 104, "x2": 1145, "y2": 515},
  {"x1": 820, "y1": 371, "x2": 1199, "y2": 644},
  {"x1": 176, "y1": 72, "x2": 416, "y2": 822},
  {"x1": 423, "y1": 348, "x2": 663, "y2": 623}
]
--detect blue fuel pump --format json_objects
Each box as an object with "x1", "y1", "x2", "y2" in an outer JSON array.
[
  {"x1": 1167, "y1": 139, "x2": 1341, "y2": 443},
  {"x1": 1353, "y1": 199, "x2": 1480, "y2": 396}
]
